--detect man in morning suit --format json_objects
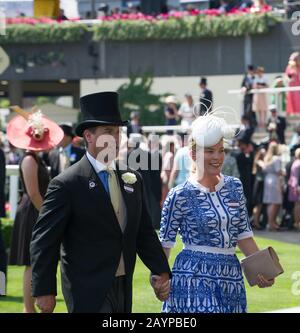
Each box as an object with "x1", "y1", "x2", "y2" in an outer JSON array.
[
  {"x1": 47, "y1": 124, "x2": 85, "y2": 178},
  {"x1": 199, "y1": 77, "x2": 213, "y2": 115},
  {"x1": 30, "y1": 91, "x2": 171, "y2": 313}
]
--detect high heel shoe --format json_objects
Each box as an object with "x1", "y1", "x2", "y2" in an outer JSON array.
[
  {"x1": 293, "y1": 223, "x2": 300, "y2": 231},
  {"x1": 251, "y1": 223, "x2": 263, "y2": 230},
  {"x1": 267, "y1": 224, "x2": 280, "y2": 231}
]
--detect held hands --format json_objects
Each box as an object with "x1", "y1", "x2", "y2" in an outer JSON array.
[
  {"x1": 36, "y1": 295, "x2": 56, "y2": 313},
  {"x1": 150, "y1": 273, "x2": 170, "y2": 302},
  {"x1": 257, "y1": 274, "x2": 275, "y2": 288}
]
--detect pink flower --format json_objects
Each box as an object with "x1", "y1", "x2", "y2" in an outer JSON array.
[{"x1": 5, "y1": 8, "x2": 273, "y2": 26}]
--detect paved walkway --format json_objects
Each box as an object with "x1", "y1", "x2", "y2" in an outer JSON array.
[
  {"x1": 254, "y1": 230, "x2": 300, "y2": 246},
  {"x1": 266, "y1": 307, "x2": 300, "y2": 313}
]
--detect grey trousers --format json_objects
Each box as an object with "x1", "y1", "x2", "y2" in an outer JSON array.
[{"x1": 99, "y1": 276, "x2": 126, "y2": 313}]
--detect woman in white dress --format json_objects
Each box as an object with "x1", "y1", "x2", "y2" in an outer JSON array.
[{"x1": 178, "y1": 93, "x2": 196, "y2": 129}]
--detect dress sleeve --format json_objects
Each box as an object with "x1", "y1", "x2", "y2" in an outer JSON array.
[
  {"x1": 237, "y1": 181, "x2": 254, "y2": 241},
  {"x1": 159, "y1": 188, "x2": 182, "y2": 248}
]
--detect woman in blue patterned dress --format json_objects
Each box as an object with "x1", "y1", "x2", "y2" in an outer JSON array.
[{"x1": 159, "y1": 114, "x2": 275, "y2": 313}]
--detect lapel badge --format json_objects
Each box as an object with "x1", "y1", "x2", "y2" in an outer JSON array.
[
  {"x1": 89, "y1": 180, "x2": 97, "y2": 189},
  {"x1": 124, "y1": 184, "x2": 134, "y2": 194}
]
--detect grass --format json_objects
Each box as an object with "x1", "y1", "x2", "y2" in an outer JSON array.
[{"x1": 0, "y1": 236, "x2": 300, "y2": 313}]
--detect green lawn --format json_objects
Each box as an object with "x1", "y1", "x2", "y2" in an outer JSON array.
[{"x1": 1, "y1": 236, "x2": 300, "y2": 313}]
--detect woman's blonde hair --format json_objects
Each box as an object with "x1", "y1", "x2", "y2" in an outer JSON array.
[
  {"x1": 188, "y1": 136, "x2": 197, "y2": 174},
  {"x1": 256, "y1": 66, "x2": 265, "y2": 74},
  {"x1": 264, "y1": 142, "x2": 279, "y2": 164},
  {"x1": 288, "y1": 52, "x2": 300, "y2": 67},
  {"x1": 295, "y1": 148, "x2": 300, "y2": 160}
]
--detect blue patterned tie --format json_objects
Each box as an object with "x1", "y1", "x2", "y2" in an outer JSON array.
[{"x1": 98, "y1": 170, "x2": 110, "y2": 197}]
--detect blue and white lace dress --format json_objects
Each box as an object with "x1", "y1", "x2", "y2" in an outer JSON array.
[{"x1": 160, "y1": 174, "x2": 253, "y2": 313}]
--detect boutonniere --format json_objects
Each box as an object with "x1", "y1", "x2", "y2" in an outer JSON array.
[
  {"x1": 121, "y1": 172, "x2": 137, "y2": 193},
  {"x1": 121, "y1": 172, "x2": 137, "y2": 185},
  {"x1": 70, "y1": 153, "x2": 77, "y2": 163}
]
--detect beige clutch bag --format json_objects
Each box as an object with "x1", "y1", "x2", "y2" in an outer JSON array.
[{"x1": 240, "y1": 247, "x2": 284, "y2": 287}]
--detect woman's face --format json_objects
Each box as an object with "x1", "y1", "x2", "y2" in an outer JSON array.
[
  {"x1": 203, "y1": 140, "x2": 225, "y2": 176},
  {"x1": 186, "y1": 96, "x2": 193, "y2": 105},
  {"x1": 192, "y1": 139, "x2": 225, "y2": 177},
  {"x1": 257, "y1": 69, "x2": 264, "y2": 77}
]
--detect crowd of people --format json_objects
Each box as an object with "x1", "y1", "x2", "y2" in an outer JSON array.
[
  {"x1": 0, "y1": 52, "x2": 299, "y2": 311},
  {"x1": 120, "y1": 53, "x2": 300, "y2": 235},
  {"x1": 55, "y1": 0, "x2": 274, "y2": 20},
  {"x1": 241, "y1": 52, "x2": 300, "y2": 130},
  {"x1": 1, "y1": 91, "x2": 278, "y2": 313},
  {"x1": 87, "y1": 0, "x2": 272, "y2": 17}
]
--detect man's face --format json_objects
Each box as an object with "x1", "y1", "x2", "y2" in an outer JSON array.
[
  {"x1": 238, "y1": 142, "x2": 248, "y2": 153},
  {"x1": 59, "y1": 135, "x2": 72, "y2": 148},
  {"x1": 84, "y1": 126, "x2": 120, "y2": 165},
  {"x1": 132, "y1": 116, "x2": 139, "y2": 123},
  {"x1": 271, "y1": 111, "x2": 277, "y2": 117}
]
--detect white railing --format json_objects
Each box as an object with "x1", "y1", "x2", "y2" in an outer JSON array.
[
  {"x1": 140, "y1": 125, "x2": 184, "y2": 133},
  {"x1": 283, "y1": 0, "x2": 300, "y2": 7},
  {"x1": 228, "y1": 85, "x2": 300, "y2": 114},
  {"x1": 5, "y1": 165, "x2": 19, "y2": 220},
  {"x1": 228, "y1": 86, "x2": 300, "y2": 95}
]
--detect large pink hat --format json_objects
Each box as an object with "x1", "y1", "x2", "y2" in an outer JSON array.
[{"x1": 7, "y1": 106, "x2": 64, "y2": 152}]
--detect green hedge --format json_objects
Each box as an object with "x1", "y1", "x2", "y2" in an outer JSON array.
[
  {"x1": 0, "y1": 219, "x2": 13, "y2": 250},
  {"x1": 0, "y1": 13, "x2": 281, "y2": 44},
  {"x1": 0, "y1": 23, "x2": 88, "y2": 44},
  {"x1": 92, "y1": 13, "x2": 281, "y2": 41}
]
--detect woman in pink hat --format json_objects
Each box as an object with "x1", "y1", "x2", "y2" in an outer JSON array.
[{"x1": 7, "y1": 106, "x2": 64, "y2": 313}]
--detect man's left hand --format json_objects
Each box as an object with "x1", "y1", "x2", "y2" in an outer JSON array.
[{"x1": 150, "y1": 273, "x2": 170, "y2": 301}]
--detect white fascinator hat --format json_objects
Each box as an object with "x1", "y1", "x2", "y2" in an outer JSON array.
[{"x1": 191, "y1": 106, "x2": 242, "y2": 147}]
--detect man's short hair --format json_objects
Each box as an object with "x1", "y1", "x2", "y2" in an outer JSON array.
[{"x1": 83, "y1": 126, "x2": 98, "y2": 147}]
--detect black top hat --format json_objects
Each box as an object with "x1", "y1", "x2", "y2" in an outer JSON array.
[
  {"x1": 60, "y1": 124, "x2": 75, "y2": 138},
  {"x1": 199, "y1": 77, "x2": 207, "y2": 85},
  {"x1": 75, "y1": 91, "x2": 129, "y2": 137}
]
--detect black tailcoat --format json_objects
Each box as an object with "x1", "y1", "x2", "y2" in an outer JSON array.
[
  {"x1": 47, "y1": 146, "x2": 85, "y2": 179},
  {"x1": 30, "y1": 155, "x2": 170, "y2": 313}
]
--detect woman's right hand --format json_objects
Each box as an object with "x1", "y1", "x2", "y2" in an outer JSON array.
[{"x1": 257, "y1": 275, "x2": 275, "y2": 288}]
